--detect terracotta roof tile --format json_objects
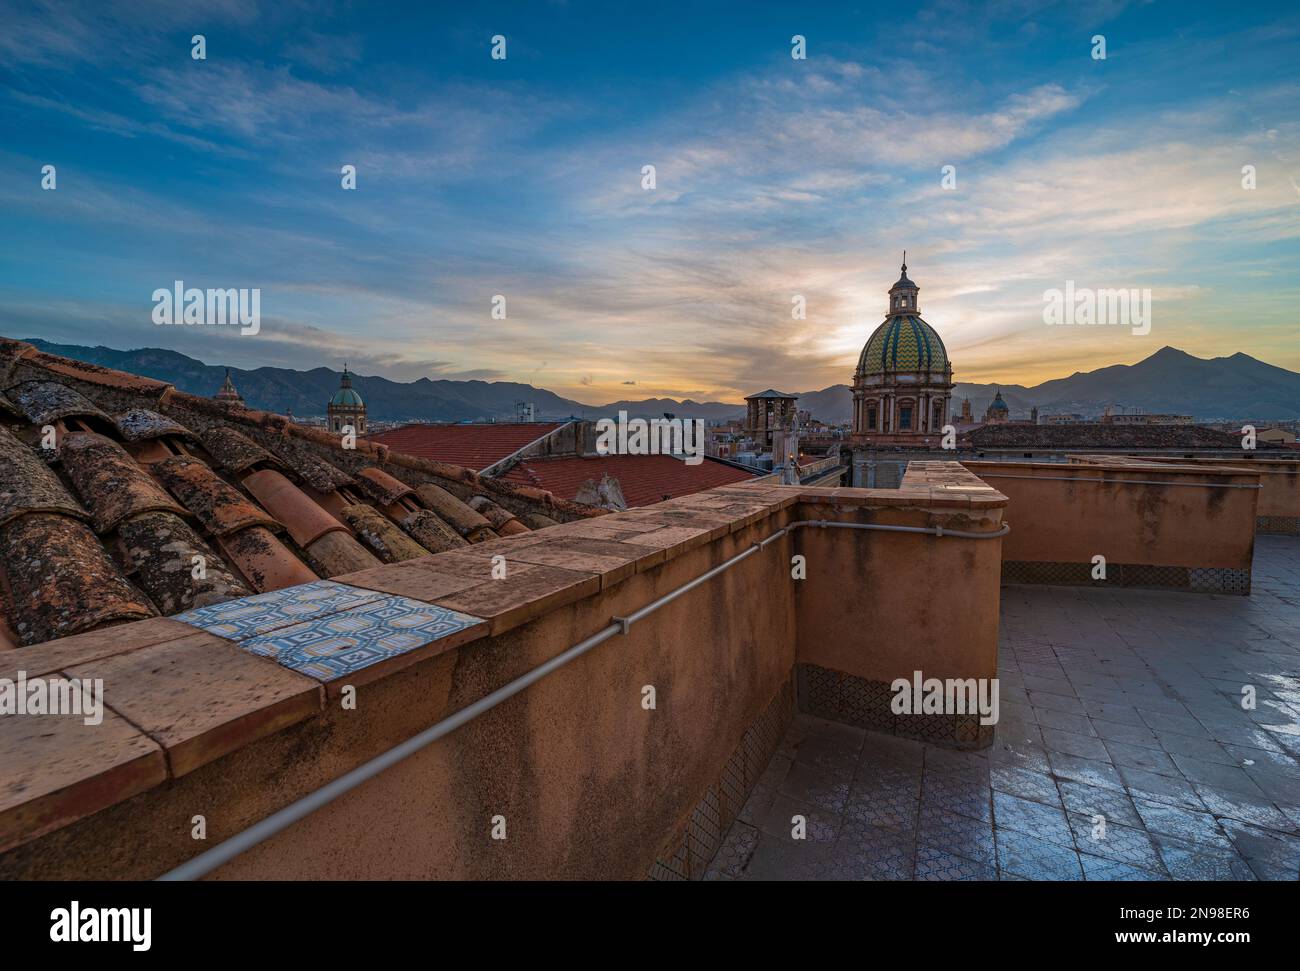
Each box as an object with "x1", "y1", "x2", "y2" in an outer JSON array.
[
  {"x1": 0, "y1": 338, "x2": 38, "y2": 387},
  {"x1": 22, "y1": 350, "x2": 172, "y2": 396},
  {"x1": 412, "y1": 482, "x2": 496, "y2": 541},
  {"x1": 0, "y1": 513, "x2": 156, "y2": 644},
  {"x1": 117, "y1": 511, "x2": 251, "y2": 614},
  {"x1": 300, "y1": 528, "x2": 383, "y2": 577},
  {"x1": 7, "y1": 380, "x2": 112, "y2": 428},
  {"x1": 501, "y1": 454, "x2": 758, "y2": 508},
  {"x1": 58, "y1": 431, "x2": 187, "y2": 533},
  {"x1": 270, "y1": 438, "x2": 356, "y2": 491},
  {"x1": 340, "y1": 504, "x2": 430, "y2": 562},
  {"x1": 152, "y1": 455, "x2": 278, "y2": 537},
  {"x1": 354, "y1": 466, "x2": 415, "y2": 505},
  {"x1": 399, "y1": 508, "x2": 468, "y2": 553},
  {"x1": 112, "y1": 408, "x2": 195, "y2": 443},
  {"x1": 0, "y1": 425, "x2": 87, "y2": 528},
  {"x1": 241, "y1": 468, "x2": 347, "y2": 547},
  {"x1": 368, "y1": 422, "x2": 565, "y2": 471},
  {"x1": 215, "y1": 525, "x2": 318, "y2": 592},
  {"x1": 0, "y1": 336, "x2": 603, "y2": 649},
  {"x1": 200, "y1": 425, "x2": 280, "y2": 475},
  {"x1": 467, "y1": 495, "x2": 529, "y2": 534}
]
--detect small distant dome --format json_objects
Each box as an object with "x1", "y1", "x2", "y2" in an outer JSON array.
[
  {"x1": 329, "y1": 366, "x2": 364, "y2": 407},
  {"x1": 989, "y1": 390, "x2": 1009, "y2": 412}
]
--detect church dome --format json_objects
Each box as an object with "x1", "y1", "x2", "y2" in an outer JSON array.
[
  {"x1": 329, "y1": 387, "x2": 363, "y2": 407},
  {"x1": 988, "y1": 390, "x2": 1009, "y2": 412},
  {"x1": 329, "y1": 366, "x2": 364, "y2": 408},
  {"x1": 856, "y1": 315, "x2": 950, "y2": 376}
]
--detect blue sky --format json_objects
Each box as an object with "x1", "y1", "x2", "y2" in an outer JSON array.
[{"x1": 2, "y1": 0, "x2": 1297, "y2": 402}]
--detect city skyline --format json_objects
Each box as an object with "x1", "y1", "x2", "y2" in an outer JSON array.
[{"x1": 3, "y1": 1, "x2": 1298, "y2": 403}]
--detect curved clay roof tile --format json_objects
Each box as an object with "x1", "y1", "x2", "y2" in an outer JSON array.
[
  {"x1": 270, "y1": 442, "x2": 356, "y2": 492},
  {"x1": 58, "y1": 431, "x2": 188, "y2": 534},
  {"x1": 113, "y1": 408, "x2": 196, "y2": 443},
  {"x1": 152, "y1": 455, "x2": 280, "y2": 538},
  {"x1": 200, "y1": 426, "x2": 279, "y2": 475},
  {"x1": 0, "y1": 425, "x2": 89, "y2": 529},
  {"x1": 340, "y1": 504, "x2": 429, "y2": 563},
  {"x1": 355, "y1": 467, "x2": 415, "y2": 506},
  {"x1": 241, "y1": 468, "x2": 347, "y2": 548},
  {"x1": 0, "y1": 512, "x2": 156, "y2": 645},
  {"x1": 399, "y1": 509, "x2": 468, "y2": 554},
  {"x1": 117, "y1": 511, "x2": 251, "y2": 614},
  {"x1": 7, "y1": 380, "x2": 113, "y2": 428}
]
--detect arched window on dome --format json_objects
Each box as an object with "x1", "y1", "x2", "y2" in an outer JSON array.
[
  {"x1": 899, "y1": 405, "x2": 913, "y2": 430},
  {"x1": 867, "y1": 403, "x2": 877, "y2": 431}
]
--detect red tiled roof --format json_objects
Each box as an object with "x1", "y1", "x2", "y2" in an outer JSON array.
[
  {"x1": 502, "y1": 454, "x2": 759, "y2": 508},
  {"x1": 368, "y1": 423, "x2": 565, "y2": 471},
  {"x1": 0, "y1": 337, "x2": 604, "y2": 648}
]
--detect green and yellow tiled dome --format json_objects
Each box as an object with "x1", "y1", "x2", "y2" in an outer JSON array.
[{"x1": 856, "y1": 315, "x2": 950, "y2": 376}]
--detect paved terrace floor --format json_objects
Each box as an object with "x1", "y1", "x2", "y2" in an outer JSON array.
[{"x1": 707, "y1": 536, "x2": 1300, "y2": 881}]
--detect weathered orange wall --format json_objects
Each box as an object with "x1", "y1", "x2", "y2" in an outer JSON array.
[
  {"x1": 1138, "y1": 456, "x2": 1299, "y2": 521},
  {"x1": 793, "y1": 501, "x2": 1004, "y2": 684},
  {"x1": 964, "y1": 460, "x2": 1259, "y2": 569}
]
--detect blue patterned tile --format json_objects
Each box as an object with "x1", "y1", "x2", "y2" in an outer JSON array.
[
  {"x1": 237, "y1": 594, "x2": 483, "y2": 680},
  {"x1": 175, "y1": 579, "x2": 384, "y2": 641}
]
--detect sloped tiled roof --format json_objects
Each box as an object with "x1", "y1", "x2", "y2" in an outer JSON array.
[
  {"x1": 368, "y1": 422, "x2": 566, "y2": 471},
  {"x1": 0, "y1": 337, "x2": 603, "y2": 649},
  {"x1": 501, "y1": 454, "x2": 759, "y2": 507}
]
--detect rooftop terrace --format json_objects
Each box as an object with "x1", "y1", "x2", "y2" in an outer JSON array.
[
  {"x1": 707, "y1": 536, "x2": 1300, "y2": 881},
  {"x1": 1, "y1": 428, "x2": 1298, "y2": 881}
]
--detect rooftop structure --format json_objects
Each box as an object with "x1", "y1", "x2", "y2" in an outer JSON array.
[
  {"x1": 369, "y1": 422, "x2": 568, "y2": 472},
  {"x1": 852, "y1": 257, "x2": 955, "y2": 445},
  {"x1": 501, "y1": 453, "x2": 759, "y2": 508},
  {"x1": 214, "y1": 368, "x2": 243, "y2": 404},
  {"x1": 744, "y1": 390, "x2": 799, "y2": 452}
]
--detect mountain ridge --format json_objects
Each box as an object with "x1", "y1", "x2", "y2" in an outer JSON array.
[{"x1": 16, "y1": 339, "x2": 1300, "y2": 423}]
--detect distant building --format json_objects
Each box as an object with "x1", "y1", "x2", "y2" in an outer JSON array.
[
  {"x1": 1101, "y1": 410, "x2": 1193, "y2": 425},
  {"x1": 983, "y1": 389, "x2": 1010, "y2": 424},
  {"x1": 214, "y1": 368, "x2": 243, "y2": 404},
  {"x1": 744, "y1": 389, "x2": 799, "y2": 451},
  {"x1": 959, "y1": 398, "x2": 973, "y2": 423},
  {"x1": 327, "y1": 365, "x2": 367, "y2": 435},
  {"x1": 851, "y1": 257, "x2": 954, "y2": 444}
]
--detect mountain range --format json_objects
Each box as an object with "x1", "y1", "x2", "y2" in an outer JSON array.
[{"x1": 16, "y1": 340, "x2": 1300, "y2": 423}]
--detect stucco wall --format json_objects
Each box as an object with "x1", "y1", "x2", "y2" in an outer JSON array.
[
  {"x1": 964, "y1": 460, "x2": 1259, "y2": 570},
  {"x1": 793, "y1": 501, "x2": 1004, "y2": 684},
  {"x1": 1138, "y1": 456, "x2": 1298, "y2": 521}
]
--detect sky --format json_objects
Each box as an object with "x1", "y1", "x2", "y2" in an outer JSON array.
[{"x1": 1, "y1": 0, "x2": 1297, "y2": 404}]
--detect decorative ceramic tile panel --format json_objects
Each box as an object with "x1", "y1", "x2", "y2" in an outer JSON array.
[
  {"x1": 174, "y1": 579, "x2": 385, "y2": 641},
  {"x1": 235, "y1": 594, "x2": 483, "y2": 680}
]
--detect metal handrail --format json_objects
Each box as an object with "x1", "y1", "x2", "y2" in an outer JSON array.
[{"x1": 158, "y1": 515, "x2": 1006, "y2": 880}]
